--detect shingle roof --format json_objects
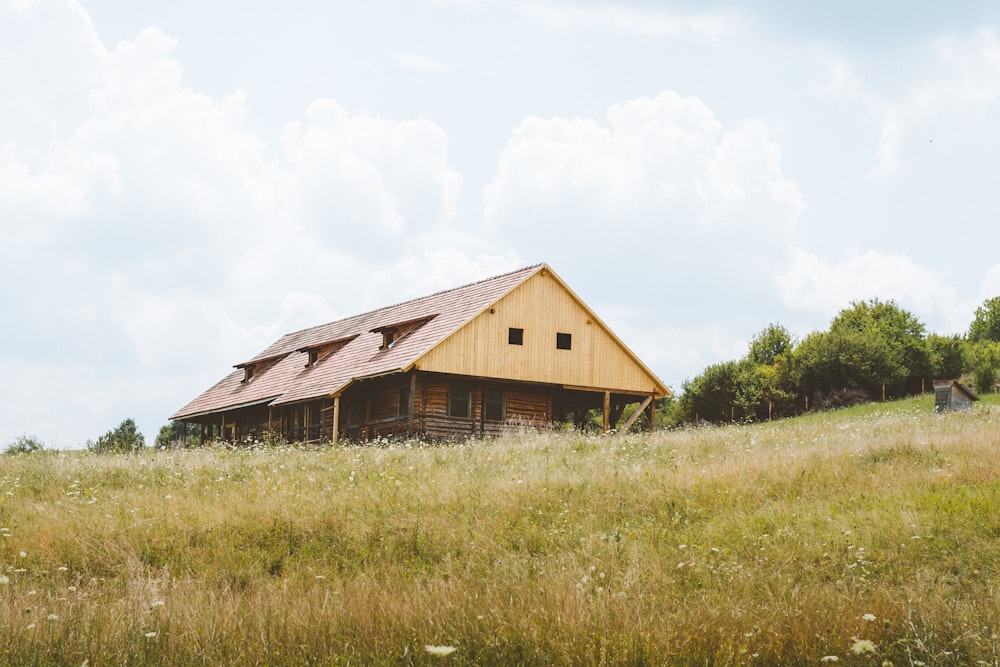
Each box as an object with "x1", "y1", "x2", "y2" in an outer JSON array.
[{"x1": 171, "y1": 264, "x2": 543, "y2": 420}]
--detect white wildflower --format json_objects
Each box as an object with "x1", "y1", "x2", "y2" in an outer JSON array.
[
  {"x1": 424, "y1": 645, "x2": 457, "y2": 657},
  {"x1": 47, "y1": 613, "x2": 58, "y2": 621},
  {"x1": 852, "y1": 638, "x2": 876, "y2": 654},
  {"x1": 144, "y1": 631, "x2": 157, "y2": 638},
  {"x1": 820, "y1": 657, "x2": 839, "y2": 662},
  {"x1": 862, "y1": 613, "x2": 877, "y2": 622},
  {"x1": 0, "y1": 575, "x2": 8, "y2": 585}
]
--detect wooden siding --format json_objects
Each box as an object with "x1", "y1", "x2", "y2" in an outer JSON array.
[
  {"x1": 416, "y1": 269, "x2": 663, "y2": 395},
  {"x1": 418, "y1": 374, "x2": 551, "y2": 440}
]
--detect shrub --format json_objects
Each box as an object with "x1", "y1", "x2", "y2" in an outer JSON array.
[
  {"x1": 4, "y1": 434, "x2": 45, "y2": 454},
  {"x1": 87, "y1": 418, "x2": 145, "y2": 453}
]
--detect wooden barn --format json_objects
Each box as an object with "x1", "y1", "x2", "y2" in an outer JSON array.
[{"x1": 170, "y1": 264, "x2": 669, "y2": 443}]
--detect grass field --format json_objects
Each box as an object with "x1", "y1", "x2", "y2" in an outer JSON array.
[{"x1": 2, "y1": 394, "x2": 1000, "y2": 665}]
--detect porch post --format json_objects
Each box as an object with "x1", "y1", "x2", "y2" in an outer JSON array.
[
  {"x1": 407, "y1": 372, "x2": 416, "y2": 436},
  {"x1": 331, "y1": 395, "x2": 340, "y2": 445},
  {"x1": 602, "y1": 391, "x2": 610, "y2": 433}
]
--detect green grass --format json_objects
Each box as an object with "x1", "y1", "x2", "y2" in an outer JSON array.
[{"x1": 2, "y1": 397, "x2": 1000, "y2": 664}]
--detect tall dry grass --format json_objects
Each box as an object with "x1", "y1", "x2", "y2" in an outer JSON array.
[{"x1": 2, "y1": 396, "x2": 1000, "y2": 664}]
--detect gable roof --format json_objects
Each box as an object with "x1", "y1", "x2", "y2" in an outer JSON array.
[
  {"x1": 171, "y1": 263, "x2": 668, "y2": 421},
  {"x1": 171, "y1": 265, "x2": 543, "y2": 419}
]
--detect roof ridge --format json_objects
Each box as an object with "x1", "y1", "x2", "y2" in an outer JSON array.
[{"x1": 280, "y1": 263, "x2": 542, "y2": 338}]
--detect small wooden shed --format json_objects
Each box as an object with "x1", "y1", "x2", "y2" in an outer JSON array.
[{"x1": 932, "y1": 380, "x2": 979, "y2": 413}]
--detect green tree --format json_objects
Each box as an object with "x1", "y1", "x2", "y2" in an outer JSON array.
[
  {"x1": 926, "y1": 333, "x2": 968, "y2": 381},
  {"x1": 968, "y1": 341, "x2": 1000, "y2": 394},
  {"x1": 827, "y1": 299, "x2": 930, "y2": 397},
  {"x1": 87, "y1": 418, "x2": 145, "y2": 453},
  {"x1": 677, "y1": 360, "x2": 740, "y2": 424},
  {"x1": 968, "y1": 296, "x2": 1000, "y2": 342},
  {"x1": 747, "y1": 323, "x2": 793, "y2": 366},
  {"x1": 156, "y1": 420, "x2": 199, "y2": 449},
  {"x1": 5, "y1": 435, "x2": 44, "y2": 455}
]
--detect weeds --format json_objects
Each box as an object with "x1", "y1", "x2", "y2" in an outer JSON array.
[{"x1": 0, "y1": 399, "x2": 999, "y2": 664}]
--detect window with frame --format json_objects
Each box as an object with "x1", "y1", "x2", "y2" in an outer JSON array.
[
  {"x1": 398, "y1": 387, "x2": 411, "y2": 417},
  {"x1": 483, "y1": 388, "x2": 505, "y2": 421},
  {"x1": 556, "y1": 332, "x2": 572, "y2": 350},
  {"x1": 508, "y1": 327, "x2": 524, "y2": 345},
  {"x1": 448, "y1": 385, "x2": 471, "y2": 418},
  {"x1": 242, "y1": 365, "x2": 255, "y2": 383}
]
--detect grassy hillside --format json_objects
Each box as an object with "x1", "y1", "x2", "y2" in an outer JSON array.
[{"x1": 2, "y1": 396, "x2": 1000, "y2": 665}]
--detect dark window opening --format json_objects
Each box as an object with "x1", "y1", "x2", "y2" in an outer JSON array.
[
  {"x1": 307, "y1": 349, "x2": 319, "y2": 367},
  {"x1": 448, "y1": 385, "x2": 471, "y2": 418},
  {"x1": 484, "y1": 389, "x2": 505, "y2": 421},
  {"x1": 398, "y1": 387, "x2": 410, "y2": 417},
  {"x1": 508, "y1": 327, "x2": 524, "y2": 345},
  {"x1": 556, "y1": 332, "x2": 572, "y2": 350},
  {"x1": 243, "y1": 365, "x2": 255, "y2": 383},
  {"x1": 381, "y1": 329, "x2": 396, "y2": 349}
]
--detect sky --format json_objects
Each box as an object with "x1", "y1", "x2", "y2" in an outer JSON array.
[{"x1": 3, "y1": 0, "x2": 1000, "y2": 448}]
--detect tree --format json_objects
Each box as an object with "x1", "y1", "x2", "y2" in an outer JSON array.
[
  {"x1": 677, "y1": 360, "x2": 741, "y2": 424},
  {"x1": 87, "y1": 418, "x2": 145, "y2": 453},
  {"x1": 926, "y1": 333, "x2": 967, "y2": 381},
  {"x1": 968, "y1": 296, "x2": 1000, "y2": 343},
  {"x1": 155, "y1": 420, "x2": 199, "y2": 449},
  {"x1": 968, "y1": 341, "x2": 1000, "y2": 394},
  {"x1": 5, "y1": 435, "x2": 44, "y2": 455},
  {"x1": 747, "y1": 323, "x2": 793, "y2": 367},
  {"x1": 827, "y1": 299, "x2": 930, "y2": 397}
]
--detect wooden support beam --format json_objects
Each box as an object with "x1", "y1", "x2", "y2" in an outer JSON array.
[
  {"x1": 408, "y1": 372, "x2": 416, "y2": 437},
  {"x1": 648, "y1": 398, "x2": 656, "y2": 433},
  {"x1": 602, "y1": 391, "x2": 610, "y2": 433},
  {"x1": 331, "y1": 396, "x2": 340, "y2": 445},
  {"x1": 618, "y1": 395, "x2": 653, "y2": 434}
]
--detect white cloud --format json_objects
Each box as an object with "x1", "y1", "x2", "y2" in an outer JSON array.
[
  {"x1": 391, "y1": 51, "x2": 452, "y2": 74},
  {"x1": 813, "y1": 29, "x2": 1000, "y2": 178},
  {"x1": 777, "y1": 248, "x2": 965, "y2": 332},
  {"x1": 485, "y1": 89, "x2": 802, "y2": 233},
  {"x1": 517, "y1": 1, "x2": 744, "y2": 40},
  {"x1": 0, "y1": 0, "x2": 502, "y2": 447}
]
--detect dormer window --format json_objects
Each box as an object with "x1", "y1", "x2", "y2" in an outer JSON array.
[
  {"x1": 297, "y1": 334, "x2": 359, "y2": 368},
  {"x1": 243, "y1": 364, "x2": 255, "y2": 383},
  {"x1": 381, "y1": 329, "x2": 396, "y2": 350},
  {"x1": 371, "y1": 314, "x2": 438, "y2": 351}
]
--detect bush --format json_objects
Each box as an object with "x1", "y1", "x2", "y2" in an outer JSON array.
[
  {"x1": 87, "y1": 418, "x2": 146, "y2": 453},
  {"x1": 4, "y1": 435, "x2": 45, "y2": 454}
]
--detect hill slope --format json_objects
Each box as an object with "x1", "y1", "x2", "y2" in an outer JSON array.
[{"x1": 1, "y1": 396, "x2": 999, "y2": 664}]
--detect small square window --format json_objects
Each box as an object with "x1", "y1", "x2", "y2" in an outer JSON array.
[
  {"x1": 556, "y1": 332, "x2": 572, "y2": 350},
  {"x1": 508, "y1": 327, "x2": 524, "y2": 345}
]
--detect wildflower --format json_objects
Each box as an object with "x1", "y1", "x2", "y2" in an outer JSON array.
[
  {"x1": 19, "y1": 551, "x2": 27, "y2": 558},
  {"x1": 0, "y1": 575, "x2": 8, "y2": 585},
  {"x1": 425, "y1": 645, "x2": 457, "y2": 657},
  {"x1": 150, "y1": 599, "x2": 165, "y2": 608},
  {"x1": 820, "y1": 657, "x2": 839, "y2": 662},
  {"x1": 862, "y1": 613, "x2": 877, "y2": 622},
  {"x1": 47, "y1": 613, "x2": 58, "y2": 621},
  {"x1": 145, "y1": 631, "x2": 157, "y2": 638},
  {"x1": 852, "y1": 638, "x2": 876, "y2": 654}
]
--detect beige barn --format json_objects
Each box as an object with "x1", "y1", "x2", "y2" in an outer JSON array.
[{"x1": 171, "y1": 264, "x2": 668, "y2": 442}]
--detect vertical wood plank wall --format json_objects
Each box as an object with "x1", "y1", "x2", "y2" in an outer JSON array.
[{"x1": 417, "y1": 271, "x2": 661, "y2": 394}]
